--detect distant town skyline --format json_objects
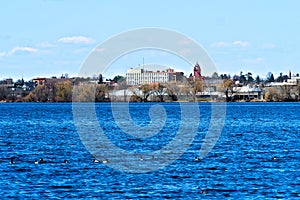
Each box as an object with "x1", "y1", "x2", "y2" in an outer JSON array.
[
  {"x1": 1, "y1": 1, "x2": 300, "y2": 80},
  {"x1": 2, "y1": 63, "x2": 298, "y2": 83}
]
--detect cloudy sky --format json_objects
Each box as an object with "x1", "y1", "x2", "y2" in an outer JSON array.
[{"x1": 1, "y1": 0, "x2": 300, "y2": 80}]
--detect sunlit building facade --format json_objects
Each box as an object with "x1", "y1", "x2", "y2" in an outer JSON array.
[{"x1": 126, "y1": 67, "x2": 176, "y2": 85}]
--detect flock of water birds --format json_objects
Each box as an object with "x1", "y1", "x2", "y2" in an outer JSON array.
[
  {"x1": 8, "y1": 155, "x2": 278, "y2": 165},
  {"x1": 8, "y1": 157, "x2": 68, "y2": 165},
  {"x1": 8, "y1": 156, "x2": 199, "y2": 165},
  {"x1": 8, "y1": 157, "x2": 111, "y2": 165},
  {"x1": 6, "y1": 155, "x2": 279, "y2": 196}
]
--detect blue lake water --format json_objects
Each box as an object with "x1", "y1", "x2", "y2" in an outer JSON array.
[{"x1": 0, "y1": 102, "x2": 299, "y2": 199}]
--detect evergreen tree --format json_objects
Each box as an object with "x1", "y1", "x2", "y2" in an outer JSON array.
[
  {"x1": 255, "y1": 75, "x2": 261, "y2": 84},
  {"x1": 266, "y1": 72, "x2": 275, "y2": 83},
  {"x1": 98, "y1": 74, "x2": 103, "y2": 84}
]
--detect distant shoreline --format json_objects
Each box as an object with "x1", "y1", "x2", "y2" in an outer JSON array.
[{"x1": 1, "y1": 100, "x2": 299, "y2": 103}]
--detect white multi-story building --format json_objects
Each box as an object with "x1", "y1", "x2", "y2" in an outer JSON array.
[
  {"x1": 126, "y1": 66, "x2": 177, "y2": 85},
  {"x1": 269, "y1": 75, "x2": 300, "y2": 86}
]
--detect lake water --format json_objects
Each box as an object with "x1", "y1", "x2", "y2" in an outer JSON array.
[{"x1": 0, "y1": 102, "x2": 299, "y2": 199}]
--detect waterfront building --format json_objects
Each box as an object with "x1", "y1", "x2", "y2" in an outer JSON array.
[
  {"x1": 232, "y1": 85, "x2": 262, "y2": 101},
  {"x1": 189, "y1": 62, "x2": 205, "y2": 81},
  {"x1": 269, "y1": 75, "x2": 300, "y2": 86},
  {"x1": 33, "y1": 76, "x2": 75, "y2": 86},
  {"x1": 193, "y1": 62, "x2": 201, "y2": 77},
  {"x1": 126, "y1": 65, "x2": 181, "y2": 86}
]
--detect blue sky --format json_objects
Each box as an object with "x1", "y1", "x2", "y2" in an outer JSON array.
[{"x1": 1, "y1": 0, "x2": 300, "y2": 80}]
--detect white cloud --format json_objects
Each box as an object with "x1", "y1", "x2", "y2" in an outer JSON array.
[
  {"x1": 211, "y1": 41, "x2": 229, "y2": 47},
  {"x1": 0, "y1": 52, "x2": 6, "y2": 57},
  {"x1": 37, "y1": 42, "x2": 57, "y2": 48},
  {"x1": 232, "y1": 40, "x2": 250, "y2": 47},
  {"x1": 241, "y1": 57, "x2": 264, "y2": 64},
  {"x1": 8, "y1": 46, "x2": 38, "y2": 56},
  {"x1": 211, "y1": 40, "x2": 250, "y2": 48},
  {"x1": 58, "y1": 36, "x2": 94, "y2": 44}
]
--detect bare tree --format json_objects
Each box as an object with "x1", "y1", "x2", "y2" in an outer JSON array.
[
  {"x1": 223, "y1": 79, "x2": 233, "y2": 102},
  {"x1": 280, "y1": 85, "x2": 292, "y2": 101},
  {"x1": 190, "y1": 79, "x2": 204, "y2": 101},
  {"x1": 0, "y1": 86, "x2": 8, "y2": 101}
]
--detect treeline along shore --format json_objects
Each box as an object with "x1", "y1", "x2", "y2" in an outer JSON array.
[{"x1": 1, "y1": 71, "x2": 300, "y2": 103}]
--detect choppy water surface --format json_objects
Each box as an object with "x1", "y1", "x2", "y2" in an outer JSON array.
[{"x1": 0, "y1": 102, "x2": 299, "y2": 199}]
